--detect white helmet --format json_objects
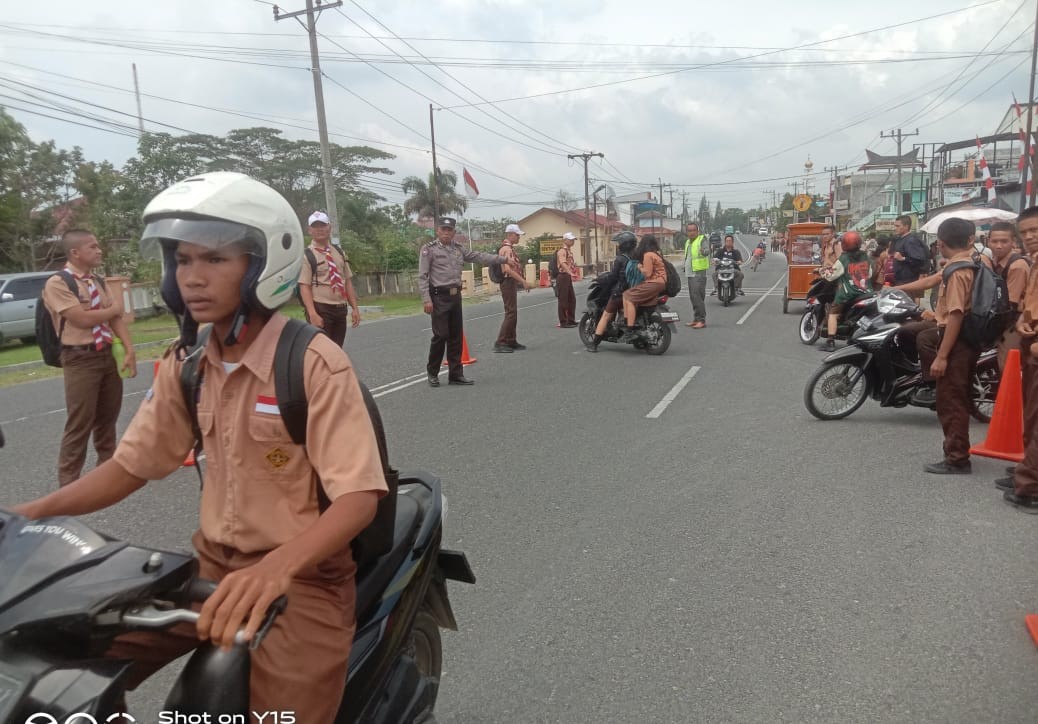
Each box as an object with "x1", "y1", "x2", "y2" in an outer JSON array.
[{"x1": 140, "y1": 172, "x2": 304, "y2": 346}]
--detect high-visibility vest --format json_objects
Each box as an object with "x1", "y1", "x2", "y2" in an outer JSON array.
[{"x1": 685, "y1": 235, "x2": 710, "y2": 272}]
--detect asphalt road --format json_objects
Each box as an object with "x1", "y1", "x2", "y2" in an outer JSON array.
[{"x1": 3, "y1": 235, "x2": 1038, "y2": 723}]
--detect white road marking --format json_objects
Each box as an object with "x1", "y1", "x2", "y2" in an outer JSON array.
[
  {"x1": 645, "y1": 365, "x2": 701, "y2": 419},
  {"x1": 372, "y1": 369, "x2": 447, "y2": 398},
  {"x1": 1, "y1": 390, "x2": 146, "y2": 426},
  {"x1": 736, "y1": 276, "x2": 784, "y2": 325}
]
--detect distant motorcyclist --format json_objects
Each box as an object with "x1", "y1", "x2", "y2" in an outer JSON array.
[
  {"x1": 586, "y1": 231, "x2": 637, "y2": 352},
  {"x1": 818, "y1": 230, "x2": 873, "y2": 352},
  {"x1": 712, "y1": 234, "x2": 745, "y2": 296}
]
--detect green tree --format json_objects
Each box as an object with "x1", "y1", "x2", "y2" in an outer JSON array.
[
  {"x1": 715, "y1": 201, "x2": 722, "y2": 222},
  {"x1": 402, "y1": 171, "x2": 467, "y2": 220},
  {"x1": 697, "y1": 194, "x2": 710, "y2": 228}
]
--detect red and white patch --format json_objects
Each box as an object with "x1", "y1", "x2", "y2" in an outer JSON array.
[{"x1": 255, "y1": 395, "x2": 279, "y2": 415}]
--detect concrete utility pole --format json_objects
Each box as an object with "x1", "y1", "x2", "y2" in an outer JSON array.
[
  {"x1": 274, "y1": 0, "x2": 343, "y2": 245},
  {"x1": 131, "y1": 63, "x2": 144, "y2": 136},
  {"x1": 824, "y1": 165, "x2": 849, "y2": 228},
  {"x1": 880, "y1": 128, "x2": 919, "y2": 216},
  {"x1": 568, "y1": 152, "x2": 603, "y2": 266},
  {"x1": 429, "y1": 104, "x2": 440, "y2": 219},
  {"x1": 1024, "y1": 0, "x2": 1038, "y2": 209},
  {"x1": 680, "y1": 191, "x2": 689, "y2": 226}
]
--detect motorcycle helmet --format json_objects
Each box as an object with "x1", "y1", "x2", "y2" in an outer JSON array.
[
  {"x1": 612, "y1": 231, "x2": 637, "y2": 254},
  {"x1": 140, "y1": 172, "x2": 304, "y2": 351},
  {"x1": 841, "y1": 230, "x2": 863, "y2": 252}
]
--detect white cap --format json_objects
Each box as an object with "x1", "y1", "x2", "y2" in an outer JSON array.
[
  {"x1": 562, "y1": 232, "x2": 576, "y2": 241},
  {"x1": 308, "y1": 211, "x2": 330, "y2": 226},
  {"x1": 505, "y1": 223, "x2": 525, "y2": 235}
]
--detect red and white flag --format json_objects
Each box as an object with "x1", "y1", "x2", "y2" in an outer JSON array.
[
  {"x1": 255, "y1": 395, "x2": 279, "y2": 415},
  {"x1": 976, "y1": 137, "x2": 996, "y2": 202},
  {"x1": 462, "y1": 167, "x2": 479, "y2": 198}
]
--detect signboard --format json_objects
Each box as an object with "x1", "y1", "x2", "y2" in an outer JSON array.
[
  {"x1": 792, "y1": 194, "x2": 813, "y2": 212},
  {"x1": 782, "y1": 210, "x2": 795, "y2": 218},
  {"x1": 875, "y1": 219, "x2": 898, "y2": 232},
  {"x1": 539, "y1": 239, "x2": 563, "y2": 255},
  {"x1": 833, "y1": 199, "x2": 850, "y2": 211}
]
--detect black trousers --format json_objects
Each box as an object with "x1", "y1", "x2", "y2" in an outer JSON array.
[
  {"x1": 427, "y1": 291, "x2": 464, "y2": 379},
  {"x1": 308, "y1": 302, "x2": 348, "y2": 347}
]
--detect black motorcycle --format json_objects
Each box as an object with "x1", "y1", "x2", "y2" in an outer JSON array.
[
  {"x1": 578, "y1": 274, "x2": 678, "y2": 355},
  {"x1": 797, "y1": 275, "x2": 877, "y2": 346},
  {"x1": 715, "y1": 258, "x2": 738, "y2": 307},
  {"x1": 803, "y1": 289, "x2": 999, "y2": 422},
  {"x1": 0, "y1": 401, "x2": 474, "y2": 723}
]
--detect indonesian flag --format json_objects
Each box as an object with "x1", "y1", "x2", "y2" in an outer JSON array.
[
  {"x1": 255, "y1": 394, "x2": 279, "y2": 415},
  {"x1": 463, "y1": 167, "x2": 479, "y2": 198},
  {"x1": 976, "y1": 137, "x2": 996, "y2": 202}
]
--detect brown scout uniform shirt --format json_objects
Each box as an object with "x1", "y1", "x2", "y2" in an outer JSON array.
[
  {"x1": 556, "y1": 246, "x2": 575, "y2": 275},
  {"x1": 42, "y1": 271, "x2": 116, "y2": 346},
  {"x1": 299, "y1": 242, "x2": 353, "y2": 305},
  {"x1": 935, "y1": 250, "x2": 986, "y2": 327},
  {"x1": 1022, "y1": 259, "x2": 1038, "y2": 327},
  {"x1": 822, "y1": 238, "x2": 841, "y2": 269},
  {"x1": 114, "y1": 313, "x2": 387, "y2": 556},
  {"x1": 499, "y1": 242, "x2": 521, "y2": 276},
  {"x1": 995, "y1": 255, "x2": 1030, "y2": 309}
]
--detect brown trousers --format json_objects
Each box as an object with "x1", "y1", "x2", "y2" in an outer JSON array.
[
  {"x1": 107, "y1": 531, "x2": 354, "y2": 722},
  {"x1": 58, "y1": 346, "x2": 122, "y2": 486},
  {"x1": 919, "y1": 327, "x2": 978, "y2": 465},
  {"x1": 310, "y1": 301, "x2": 349, "y2": 348},
  {"x1": 1014, "y1": 342, "x2": 1038, "y2": 495},
  {"x1": 496, "y1": 278, "x2": 518, "y2": 346},
  {"x1": 556, "y1": 272, "x2": 576, "y2": 325}
]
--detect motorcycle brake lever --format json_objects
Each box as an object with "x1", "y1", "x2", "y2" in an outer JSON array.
[{"x1": 250, "y1": 594, "x2": 288, "y2": 650}]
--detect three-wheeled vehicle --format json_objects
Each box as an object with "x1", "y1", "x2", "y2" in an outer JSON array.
[{"x1": 781, "y1": 222, "x2": 826, "y2": 314}]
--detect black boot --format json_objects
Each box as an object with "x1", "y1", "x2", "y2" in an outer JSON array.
[
  {"x1": 819, "y1": 338, "x2": 835, "y2": 352},
  {"x1": 586, "y1": 334, "x2": 603, "y2": 352}
]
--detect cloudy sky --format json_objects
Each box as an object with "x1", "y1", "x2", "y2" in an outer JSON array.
[{"x1": 0, "y1": 0, "x2": 1031, "y2": 220}]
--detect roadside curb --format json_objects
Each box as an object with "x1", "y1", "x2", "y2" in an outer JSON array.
[{"x1": 2, "y1": 337, "x2": 177, "y2": 373}]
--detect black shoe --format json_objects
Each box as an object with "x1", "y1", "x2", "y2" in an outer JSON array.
[
  {"x1": 493, "y1": 344, "x2": 513, "y2": 353},
  {"x1": 448, "y1": 376, "x2": 474, "y2": 385},
  {"x1": 924, "y1": 460, "x2": 972, "y2": 475},
  {"x1": 709, "y1": 290, "x2": 717, "y2": 296},
  {"x1": 510, "y1": 343, "x2": 527, "y2": 350},
  {"x1": 427, "y1": 374, "x2": 440, "y2": 388},
  {"x1": 819, "y1": 339, "x2": 835, "y2": 353},
  {"x1": 995, "y1": 476, "x2": 1014, "y2": 491},
  {"x1": 1003, "y1": 490, "x2": 1038, "y2": 513},
  {"x1": 737, "y1": 290, "x2": 745, "y2": 296},
  {"x1": 912, "y1": 387, "x2": 937, "y2": 406},
  {"x1": 1006, "y1": 465, "x2": 1017, "y2": 476}
]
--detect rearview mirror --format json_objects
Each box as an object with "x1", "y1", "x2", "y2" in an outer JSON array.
[{"x1": 0, "y1": 293, "x2": 12, "y2": 302}]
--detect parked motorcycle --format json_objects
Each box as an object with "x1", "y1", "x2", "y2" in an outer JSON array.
[
  {"x1": 803, "y1": 289, "x2": 999, "y2": 422},
  {"x1": 798, "y1": 275, "x2": 874, "y2": 346},
  {"x1": 578, "y1": 274, "x2": 678, "y2": 355},
  {"x1": 0, "y1": 397, "x2": 474, "y2": 723},
  {"x1": 715, "y1": 258, "x2": 738, "y2": 307}
]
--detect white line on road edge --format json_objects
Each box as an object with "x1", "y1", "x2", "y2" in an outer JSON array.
[
  {"x1": 372, "y1": 369, "x2": 446, "y2": 398},
  {"x1": 736, "y1": 276, "x2": 784, "y2": 325},
  {"x1": 645, "y1": 365, "x2": 701, "y2": 419}
]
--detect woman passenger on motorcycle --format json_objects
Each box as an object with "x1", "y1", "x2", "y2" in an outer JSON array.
[
  {"x1": 586, "y1": 231, "x2": 637, "y2": 352},
  {"x1": 818, "y1": 230, "x2": 873, "y2": 352},
  {"x1": 620, "y1": 234, "x2": 666, "y2": 339}
]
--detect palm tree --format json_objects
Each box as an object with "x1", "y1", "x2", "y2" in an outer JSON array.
[{"x1": 401, "y1": 170, "x2": 467, "y2": 220}]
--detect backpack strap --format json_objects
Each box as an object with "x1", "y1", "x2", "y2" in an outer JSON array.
[
  {"x1": 178, "y1": 325, "x2": 213, "y2": 489},
  {"x1": 304, "y1": 248, "x2": 318, "y2": 287},
  {"x1": 274, "y1": 317, "x2": 319, "y2": 446},
  {"x1": 56, "y1": 271, "x2": 79, "y2": 341}
]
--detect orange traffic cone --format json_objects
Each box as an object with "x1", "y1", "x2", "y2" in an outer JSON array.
[
  {"x1": 443, "y1": 333, "x2": 477, "y2": 367},
  {"x1": 1026, "y1": 614, "x2": 1038, "y2": 647},
  {"x1": 154, "y1": 359, "x2": 197, "y2": 467},
  {"x1": 970, "y1": 348, "x2": 1025, "y2": 462}
]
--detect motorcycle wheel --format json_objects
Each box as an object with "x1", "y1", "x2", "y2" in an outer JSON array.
[
  {"x1": 804, "y1": 361, "x2": 870, "y2": 420},
  {"x1": 411, "y1": 607, "x2": 443, "y2": 683},
  {"x1": 644, "y1": 322, "x2": 672, "y2": 355},
  {"x1": 578, "y1": 312, "x2": 595, "y2": 346},
  {"x1": 970, "y1": 368, "x2": 999, "y2": 423},
  {"x1": 799, "y1": 310, "x2": 820, "y2": 345}
]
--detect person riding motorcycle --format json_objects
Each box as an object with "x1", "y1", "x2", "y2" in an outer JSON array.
[
  {"x1": 712, "y1": 234, "x2": 745, "y2": 296},
  {"x1": 818, "y1": 230, "x2": 873, "y2": 352},
  {"x1": 586, "y1": 231, "x2": 637, "y2": 352}
]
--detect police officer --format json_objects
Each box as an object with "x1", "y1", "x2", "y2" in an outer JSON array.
[{"x1": 419, "y1": 216, "x2": 508, "y2": 387}]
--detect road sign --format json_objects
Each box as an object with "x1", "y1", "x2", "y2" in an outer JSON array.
[{"x1": 792, "y1": 194, "x2": 812, "y2": 212}]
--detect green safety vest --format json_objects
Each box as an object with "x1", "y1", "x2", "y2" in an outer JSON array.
[{"x1": 685, "y1": 235, "x2": 710, "y2": 272}]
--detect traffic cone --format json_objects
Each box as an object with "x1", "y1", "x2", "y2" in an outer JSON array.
[
  {"x1": 442, "y1": 333, "x2": 477, "y2": 367},
  {"x1": 970, "y1": 348, "x2": 1025, "y2": 462},
  {"x1": 1025, "y1": 614, "x2": 1038, "y2": 647},
  {"x1": 154, "y1": 359, "x2": 197, "y2": 467}
]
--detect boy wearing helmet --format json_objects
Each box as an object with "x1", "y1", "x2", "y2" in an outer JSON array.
[
  {"x1": 819, "y1": 231, "x2": 872, "y2": 353},
  {"x1": 7, "y1": 173, "x2": 387, "y2": 719},
  {"x1": 586, "y1": 231, "x2": 637, "y2": 352}
]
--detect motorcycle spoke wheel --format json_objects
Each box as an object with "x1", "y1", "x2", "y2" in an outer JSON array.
[
  {"x1": 799, "y1": 311, "x2": 819, "y2": 345},
  {"x1": 644, "y1": 322, "x2": 671, "y2": 355},
  {"x1": 578, "y1": 313, "x2": 595, "y2": 346},
  {"x1": 970, "y1": 369, "x2": 998, "y2": 423},
  {"x1": 804, "y1": 362, "x2": 869, "y2": 420}
]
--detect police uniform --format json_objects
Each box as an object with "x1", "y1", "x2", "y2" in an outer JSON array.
[
  {"x1": 419, "y1": 216, "x2": 505, "y2": 385},
  {"x1": 42, "y1": 269, "x2": 123, "y2": 486},
  {"x1": 107, "y1": 312, "x2": 388, "y2": 721},
  {"x1": 299, "y1": 240, "x2": 353, "y2": 347}
]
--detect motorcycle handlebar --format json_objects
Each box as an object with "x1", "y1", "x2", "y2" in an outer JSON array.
[{"x1": 186, "y1": 578, "x2": 219, "y2": 602}]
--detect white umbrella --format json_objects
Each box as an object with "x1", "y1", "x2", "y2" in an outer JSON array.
[{"x1": 919, "y1": 207, "x2": 1017, "y2": 234}]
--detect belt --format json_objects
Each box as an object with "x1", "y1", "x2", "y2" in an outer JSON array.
[
  {"x1": 315, "y1": 301, "x2": 348, "y2": 309},
  {"x1": 431, "y1": 285, "x2": 461, "y2": 296},
  {"x1": 62, "y1": 344, "x2": 111, "y2": 352}
]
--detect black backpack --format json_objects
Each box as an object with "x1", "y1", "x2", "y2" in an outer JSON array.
[
  {"x1": 36, "y1": 271, "x2": 106, "y2": 368},
  {"x1": 662, "y1": 258, "x2": 682, "y2": 297},
  {"x1": 293, "y1": 248, "x2": 321, "y2": 303},
  {"x1": 548, "y1": 251, "x2": 560, "y2": 280},
  {"x1": 488, "y1": 256, "x2": 505, "y2": 284},
  {"x1": 941, "y1": 253, "x2": 1012, "y2": 349},
  {"x1": 178, "y1": 318, "x2": 398, "y2": 566}
]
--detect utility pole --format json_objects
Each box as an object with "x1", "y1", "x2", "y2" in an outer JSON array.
[
  {"x1": 880, "y1": 128, "x2": 919, "y2": 216},
  {"x1": 823, "y1": 165, "x2": 849, "y2": 228},
  {"x1": 131, "y1": 63, "x2": 144, "y2": 136},
  {"x1": 429, "y1": 104, "x2": 440, "y2": 219},
  {"x1": 568, "y1": 152, "x2": 603, "y2": 267},
  {"x1": 788, "y1": 181, "x2": 800, "y2": 223},
  {"x1": 274, "y1": 0, "x2": 344, "y2": 245},
  {"x1": 680, "y1": 191, "x2": 689, "y2": 226},
  {"x1": 1024, "y1": 0, "x2": 1038, "y2": 209}
]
